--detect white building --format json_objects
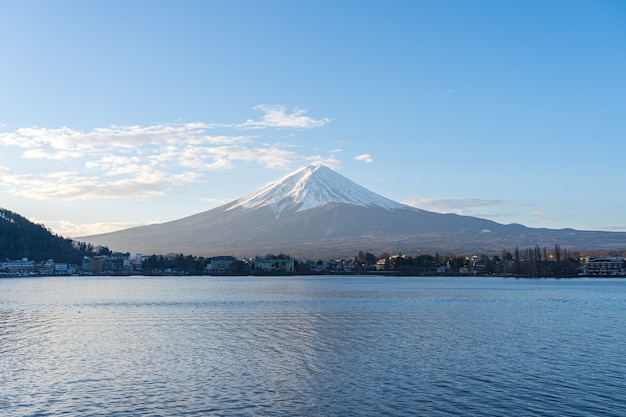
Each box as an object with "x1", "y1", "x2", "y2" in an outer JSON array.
[
  {"x1": 206, "y1": 256, "x2": 238, "y2": 274},
  {"x1": 254, "y1": 256, "x2": 294, "y2": 273},
  {"x1": 582, "y1": 257, "x2": 626, "y2": 276}
]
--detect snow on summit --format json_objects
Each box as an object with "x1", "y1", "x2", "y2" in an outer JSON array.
[{"x1": 228, "y1": 165, "x2": 413, "y2": 216}]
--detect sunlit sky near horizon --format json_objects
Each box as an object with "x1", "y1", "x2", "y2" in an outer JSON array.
[{"x1": 1, "y1": 0, "x2": 625, "y2": 238}]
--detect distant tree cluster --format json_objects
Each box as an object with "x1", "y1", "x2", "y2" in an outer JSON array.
[
  {"x1": 352, "y1": 245, "x2": 581, "y2": 277},
  {"x1": 511, "y1": 245, "x2": 580, "y2": 277},
  {"x1": 141, "y1": 254, "x2": 210, "y2": 275},
  {"x1": 353, "y1": 250, "x2": 469, "y2": 275}
]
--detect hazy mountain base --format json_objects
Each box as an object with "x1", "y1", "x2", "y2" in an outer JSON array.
[
  {"x1": 83, "y1": 203, "x2": 626, "y2": 259},
  {"x1": 186, "y1": 230, "x2": 624, "y2": 260}
]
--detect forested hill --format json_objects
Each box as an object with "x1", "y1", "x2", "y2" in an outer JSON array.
[{"x1": 0, "y1": 208, "x2": 111, "y2": 263}]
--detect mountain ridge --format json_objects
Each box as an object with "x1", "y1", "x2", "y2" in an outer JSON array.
[{"x1": 79, "y1": 165, "x2": 626, "y2": 258}]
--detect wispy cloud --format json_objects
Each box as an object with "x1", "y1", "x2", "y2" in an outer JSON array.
[
  {"x1": 354, "y1": 154, "x2": 373, "y2": 163},
  {"x1": 402, "y1": 197, "x2": 509, "y2": 213},
  {"x1": 34, "y1": 219, "x2": 150, "y2": 238},
  {"x1": 530, "y1": 209, "x2": 555, "y2": 223},
  {"x1": 0, "y1": 124, "x2": 246, "y2": 159},
  {"x1": 240, "y1": 105, "x2": 330, "y2": 129},
  {"x1": 200, "y1": 197, "x2": 230, "y2": 205},
  {"x1": 305, "y1": 155, "x2": 342, "y2": 169},
  {"x1": 2, "y1": 166, "x2": 199, "y2": 200},
  {"x1": 599, "y1": 226, "x2": 626, "y2": 232},
  {"x1": 0, "y1": 106, "x2": 336, "y2": 201}
]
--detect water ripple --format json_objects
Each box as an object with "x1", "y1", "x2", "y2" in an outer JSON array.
[{"x1": 1, "y1": 276, "x2": 626, "y2": 416}]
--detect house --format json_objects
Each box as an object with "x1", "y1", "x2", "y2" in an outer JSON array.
[
  {"x1": 375, "y1": 258, "x2": 388, "y2": 271},
  {"x1": 206, "y1": 256, "x2": 238, "y2": 274},
  {"x1": 581, "y1": 257, "x2": 626, "y2": 276},
  {"x1": 6, "y1": 258, "x2": 36, "y2": 276},
  {"x1": 254, "y1": 255, "x2": 294, "y2": 273}
]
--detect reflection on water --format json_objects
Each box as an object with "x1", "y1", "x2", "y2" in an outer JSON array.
[{"x1": 1, "y1": 276, "x2": 626, "y2": 416}]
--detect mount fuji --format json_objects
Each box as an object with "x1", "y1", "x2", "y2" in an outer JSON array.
[
  {"x1": 227, "y1": 165, "x2": 411, "y2": 216},
  {"x1": 81, "y1": 165, "x2": 626, "y2": 258}
]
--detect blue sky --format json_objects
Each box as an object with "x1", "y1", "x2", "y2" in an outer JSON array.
[{"x1": 1, "y1": 0, "x2": 625, "y2": 237}]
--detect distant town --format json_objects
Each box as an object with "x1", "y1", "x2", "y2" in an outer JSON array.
[{"x1": 2, "y1": 248, "x2": 626, "y2": 278}]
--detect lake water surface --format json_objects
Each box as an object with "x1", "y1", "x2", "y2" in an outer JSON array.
[{"x1": 1, "y1": 276, "x2": 625, "y2": 416}]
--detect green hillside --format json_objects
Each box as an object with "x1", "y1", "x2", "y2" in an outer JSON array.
[{"x1": 0, "y1": 208, "x2": 110, "y2": 263}]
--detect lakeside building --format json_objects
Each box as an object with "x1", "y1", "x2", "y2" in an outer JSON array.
[
  {"x1": 81, "y1": 253, "x2": 132, "y2": 275},
  {"x1": 1, "y1": 258, "x2": 77, "y2": 276},
  {"x1": 206, "y1": 256, "x2": 238, "y2": 274},
  {"x1": 581, "y1": 256, "x2": 626, "y2": 276},
  {"x1": 254, "y1": 255, "x2": 294, "y2": 273},
  {"x1": 298, "y1": 258, "x2": 357, "y2": 274},
  {"x1": 1, "y1": 258, "x2": 36, "y2": 276}
]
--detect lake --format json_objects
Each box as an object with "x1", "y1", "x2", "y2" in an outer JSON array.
[{"x1": 1, "y1": 276, "x2": 625, "y2": 416}]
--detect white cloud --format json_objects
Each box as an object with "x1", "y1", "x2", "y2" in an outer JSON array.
[
  {"x1": 402, "y1": 197, "x2": 509, "y2": 213},
  {"x1": 35, "y1": 219, "x2": 150, "y2": 238},
  {"x1": 601, "y1": 226, "x2": 626, "y2": 232},
  {"x1": 3, "y1": 167, "x2": 200, "y2": 200},
  {"x1": 305, "y1": 156, "x2": 342, "y2": 169},
  {"x1": 354, "y1": 154, "x2": 373, "y2": 163},
  {"x1": 200, "y1": 197, "x2": 230, "y2": 205},
  {"x1": 0, "y1": 106, "x2": 336, "y2": 201},
  {"x1": 530, "y1": 209, "x2": 554, "y2": 223},
  {"x1": 240, "y1": 105, "x2": 330, "y2": 129},
  {"x1": 189, "y1": 145, "x2": 301, "y2": 170},
  {"x1": 0, "y1": 124, "x2": 248, "y2": 159}
]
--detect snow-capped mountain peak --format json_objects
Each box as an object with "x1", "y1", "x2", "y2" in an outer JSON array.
[{"x1": 227, "y1": 165, "x2": 413, "y2": 217}]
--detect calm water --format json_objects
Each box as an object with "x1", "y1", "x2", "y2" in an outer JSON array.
[{"x1": 1, "y1": 276, "x2": 625, "y2": 416}]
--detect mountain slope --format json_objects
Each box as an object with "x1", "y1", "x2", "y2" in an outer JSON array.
[{"x1": 80, "y1": 165, "x2": 626, "y2": 257}]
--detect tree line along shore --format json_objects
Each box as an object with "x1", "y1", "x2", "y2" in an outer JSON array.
[{"x1": 4, "y1": 245, "x2": 626, "y2": 278}]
